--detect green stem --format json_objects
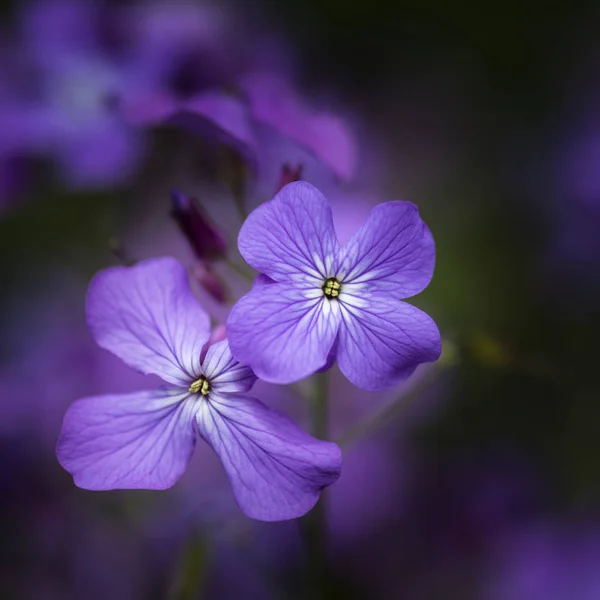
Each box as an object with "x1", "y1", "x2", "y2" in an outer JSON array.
[
  {"x1": 222, "y1": 257, "x2": 254, "y2": 283},
  {"x1": 168, "y1": 528, "x2": 209, "y2": 600},
  {"x1": 311, "y1": 371, "x2": 329, "y2": 440},
  {"x1": 337, "y1": 363, "x2": 446, "y2": 449},
  {"x1": 301, "y1": 371, "x2": 329, "y2": 598},
  {"x1": 232, "y1": 192, "x2": 248, "y2": 225}
]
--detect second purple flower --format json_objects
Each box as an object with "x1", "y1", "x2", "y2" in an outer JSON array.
[{"x1": 227, "y1": 182, "x2": 442, "y2": 390}]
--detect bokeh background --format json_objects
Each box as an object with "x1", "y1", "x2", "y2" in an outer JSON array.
[{"x1": 2, "y1": 0, "x2": 600, "y2": 598}]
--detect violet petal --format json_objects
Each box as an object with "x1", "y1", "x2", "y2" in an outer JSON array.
[
  {"x1": 337, "y1": 295, "x2": 441, "y2": 390},
  {"x1": 241, "y1": 73, "x2": 357, "y2": 181},
  {"x1": 337, "y1": 201, "x2": 436, "y2": 298},
  {"x1": 202, "y1": 339, "x2": 257, "y2": 394},
  {"x1": 238, "y1": 181, "x2": 340, "y2": 285},
  {"x1": 57, "y1": 388, "x2": 196, "y2": 490},
  {"x1": 227, "y1": 283, "x2": 340, "y2": 384},
  {"x1": 196, "y1": 392, "x2": 341, "y2": 521},
  {"x1": 86, "y1": 257, "x2": 210, "y2": 387}
]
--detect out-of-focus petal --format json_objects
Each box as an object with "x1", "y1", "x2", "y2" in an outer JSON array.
[
  {"x1": 123, "y1": 91, "x2": 257, "y2": 164},
  {"x1": 238, "y1": 181, "x2": 340, "y2": 285},
  {"x1": 87, "y1": 257, "x2": 210, "y2": 387},
  {"x1": 57, "y1": 123, "x2": 144, "y2": 187},
  {"x1": 202, "y1": 339, "x2": 256, "y2": 394},
  {"x1": 227, "y1": 283, "x2": 340, "y2": 384},
  {"x1": 181, "y1": 92, "x2": 257, "y2": 157},
  {"x1": 241, "y1": 73, "x2": 357, "y2": 181},
  {"x1": 337, "y1": 296, "x2": 441, "y2": 391},
  {"x1": 57, "y1": 388, "x2": 196, "y2": 490},
  {"x1": 20, "y1": 0, "x2": 101, "y2": 62},
  {"x1": 196, "y1": 392, "x2": 341, "y2": 521},
  {"x1": 125, "y1": 0, "x2": 230, "y2": 82},
  {"x1": 337, "y1": 201, "x2": 436, "y2": 298}
]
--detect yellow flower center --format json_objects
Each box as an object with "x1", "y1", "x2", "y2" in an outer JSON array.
[
  {"x1": 322, "y1": 277, "x2": 341, "y2": 299},
  {"x1": 189, "y1": 375, "x2": 211, "y2": 396}
]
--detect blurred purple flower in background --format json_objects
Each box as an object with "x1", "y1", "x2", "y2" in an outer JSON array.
[
  {"x1": 120, "y1": 0, "x2": 260, "y2": 159},
  {"x1": 485, "y1": 524, "x2": 600, "y2": 600},
  {"x1": 0, "y1": 275, "x2": 152, "y2": 445},
  {"x1": 57, "y1": 257, "x2": 341, "y2": 520},
  {"x1": 551, "y1": 115, "x2": 600, "y2": 273},
  {"x1": 0, "y1": 0, "x2": 358, "y2": 207},
  {"x1": 228, "y1": 181, "x2": 441, "y2": 389},
  {"x1": 240, "y1": 73, "x2": 357, "y2": 181},
  {"x1": 0, "y1": 0, "x2": 146, "y2": 187},
  {"x1": 119, "y1": 1, "x2": 358, "y2": 181}
]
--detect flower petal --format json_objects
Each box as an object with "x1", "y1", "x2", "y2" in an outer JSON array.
[
  {"x1": 87, "y1": 257, "x2": 211, "y2": 386},
  {"x1": 337, "y1": 201, "x2": 436, "y2": 298},
  {"x1": 202, "y1": 339, "x2": 257, "y2": 394},
  {"x1": 252, "y1": 273, "x2": 275, "y2": 289},
  {"x1": 181, "y1": 92, "x2": 257, "y2": 157},
  {"x1": 21, "y1": 0, "x2": 100, "y2": 62},
  {"x1": 58, "y1": 124, "x2": 144, "y2": 188},
  {"x1": 123, "y1": 92, "x2": 257, "y2": 167},
  {"x1": 197, "y1": 393, "x2": 341, "y2": 521},
  {"x1": 57, "y1": 388, "x2": 196, "y2": 490},
  {"x1": 227, "y1": 283, "x2": 340, "y2": 384},
  {"x1": 337, "y1": 296, "x2": 441, "y2": 390},
  {"x1": 238, "y1": 181, "x2": 340, "y2": 284},
  {"x1": 241, "y1": 73, "x2": 357, "y2": 181}
]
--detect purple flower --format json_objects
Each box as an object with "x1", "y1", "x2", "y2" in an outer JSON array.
[
  {"x1": 227, "y1": 181, "x2": 441, "y2": 390},
  {"x1": 485, "y1": 525, "x2": 600, "y2": 600},
  {"x1": 120, "y1": 0, "x2": 259, "y2": 161},
  {"x1": 56, "y1": 257, "x2": 341, "y2": 521},
  {"x1": 240, "y1": 73, "x2": 358, "y2": 181},
  {"x1": 0, "y1": 0, "x2": 145, "y2": 187},
  {"x1": 123, "y1": 6, "x2": 357, "y2": 181}
]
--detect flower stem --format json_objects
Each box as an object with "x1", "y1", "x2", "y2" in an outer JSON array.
[
  {"x1": 168, "y1": 528, "x2": 209, "y2": 600},
  {"x1": 232, "y1": 192, "x2": 248, "y2": 225},
  {"x1": 337, "y1": 362, "x2": 447, "y2": 449},
  {"x1": 222, "y1": 257, "x2": 254, "y2": 283},
  {"x1": 311, "y1": 371, "x2": 329, "y2": 440},
  {"x1": 301, "y1": 371, "x2": 329, "y2": 598}
]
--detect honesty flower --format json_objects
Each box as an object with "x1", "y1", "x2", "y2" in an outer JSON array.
[
  {"x1": 240, "y1": 73, "x2": 357, "y2": 181},
  {"x1": 227, "y1": 182, "x2": 441, "y2": 390},
  {"x1": 57, "y1": 257, "x2": 341, "y2": 521}
]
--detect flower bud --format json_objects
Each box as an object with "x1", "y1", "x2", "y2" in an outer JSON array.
[
  {"x1": 276, "y1": 163, "x2": 303, "y2": 193},
  {"x1": 190, "y1": 262, "x2": 228, "y2": 304},
  {"x1": 171, "y1": 191, "x2": 227, "y2": 262}
]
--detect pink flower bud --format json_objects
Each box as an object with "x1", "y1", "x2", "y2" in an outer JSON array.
[
  {"x1": 276, "y1": 163, "x2": 303, "y2": 193},
  {"x1": 190, "y1": 263, "x2": 228, "y2": 304},
  {"x1": 171, "y1": 191, "x2": 227, "y2": 262}
]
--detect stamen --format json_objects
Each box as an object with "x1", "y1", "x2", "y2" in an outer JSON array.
[
  {"x1": 322, "y1": 277, "x2": 341, "y2": 299},
  {"x1": 189, "y1": 375, "x2": 211, "y2": 396}
]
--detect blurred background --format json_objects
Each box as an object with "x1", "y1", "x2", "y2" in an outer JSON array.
[{"x1": 1, "y1": 0, "x2": 600, "y2": 598}]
